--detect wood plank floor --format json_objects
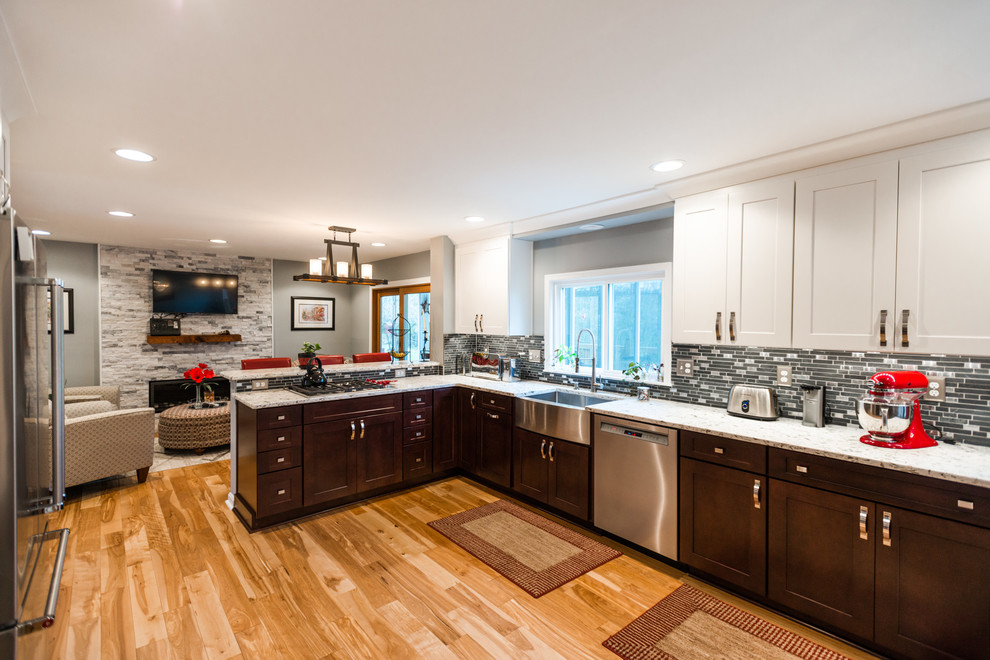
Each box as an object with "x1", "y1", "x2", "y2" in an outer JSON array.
[{"x1": 26, "y1": 461, "x2": 879, "y2": 659}]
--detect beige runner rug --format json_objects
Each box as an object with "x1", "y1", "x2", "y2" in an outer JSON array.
[
  {"x1": 604, "y1": 584, "x2": 852, "y2": 660},
  {"x1": 428, "y1": 499, "x2": 621, "y2": 597}
]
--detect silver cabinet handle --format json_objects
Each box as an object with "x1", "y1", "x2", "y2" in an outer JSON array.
[
  {"x1": 753, "y1": 479, "x2": 761, "y2": 509},
  {"x1": 859, "y1": 506, "x2": 869, "y2": 540},
  {"x1": 350, "y1": 421, "x2": 356, "y2": 440},
  {"x1": 715, "y1": 311, "x2": 722, "y2": 341},
  {"x1": 879, "y1": 309, "x2": 888, "y2": 347},
  {"x1": 276, "y1": 457, "x2": 285, "y2": 463},
  {"x1": 48, "y1": 279, "x2": 66, "y2": 511},
  {"x1": 277, "y1": 489, "x2": 286, "y2": 496},
  {"x1": 714, "y1": 447, "x2": 724, "y2": 455},
  {"x1": 277, "y1": 415, "x2": 286, "y2": 421},
  {"x1": 548, "y1": 441, "x2": 555, "y2": 462},
  {"x1": 882, "y1": 510, "x2": 892, "y2": 547},
  {"x1": 470, "y1": 392, "x2": 476, "y2": 409},
  {"x1": 540, "y1": 439, "x2": 546, "y2": 460},
  {"x1": 486, "y1": 412, "x2": 499, "y2": 420},
  {"x1": 479, "y1": 314, "x2": 484, "y2": 333},
  {"x1": 901, "y1": 310, "x2": 910, "y2": 348},
  {"x1": 796, "y1": 465, "x2": 808, "y2": 474},
  {"x1": 360, "y1": 419, "x2": 366, "y2": 439},
  {"x1": 729, "y1": 311, "x2": 736, "y2": 342},
  {"x1": 958, "y1": 500, "x2": 975, "y2": 511},
  {"x1": 276, "y1": 435, "x2": 286, "y2": 443},
  {"x1": 474, "y1": 314, "x2": 478, "y2": 332}
]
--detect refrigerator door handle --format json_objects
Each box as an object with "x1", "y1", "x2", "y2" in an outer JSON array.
[
  {"x1": 16, "y1": 528, "x2": 70, "y2": 632},
  {"x1": 48, "y1": 278, "x2": 66, "y2": 511}
]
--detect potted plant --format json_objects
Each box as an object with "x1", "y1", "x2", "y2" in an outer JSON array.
[
  {"x1": 299, "y1": 341, "x2": 321, "y2": 368},
  {"x1": 622, "y1": 361, "x2": 646, "y2": 380},
  {"x1": 552, "y1": 345, "x2": 577, "y2": 367}
]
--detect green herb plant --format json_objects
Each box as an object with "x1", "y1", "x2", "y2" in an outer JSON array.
[
  {"x1": 552, "y1": 345, "x2": 577, "y2": 366},
  {"x1": 622, "y1": 361, "x2": 646, "y2": 380},
  {"x1": 301, "y1": 342, "x2": 322, "y2": 354}
]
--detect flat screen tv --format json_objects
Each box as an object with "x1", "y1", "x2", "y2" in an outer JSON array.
[{"x1": 152, "y1": 269, "x2": 238, "y2": 314}]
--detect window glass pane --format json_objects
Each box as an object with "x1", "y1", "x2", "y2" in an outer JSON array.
[
  {"x1": 403, "y1": 292, "x2": 430, "y2": 361},
  {"x1": 611, "y1": 281, "x2": 638, "y2": 369},
  {"x1": 638, "y1": 279, "x2": 662, "y2": 368},
  {"x1": 379, "y1": 294, "x2": 399, "y2": 354},
  {"x1": 561, "y1": 284, "x2": 602, "y2": 364}
]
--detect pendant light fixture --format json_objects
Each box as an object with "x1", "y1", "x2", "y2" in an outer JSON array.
[{"x1": 293, "y1": 226, "x2": 388, "y2": 286}]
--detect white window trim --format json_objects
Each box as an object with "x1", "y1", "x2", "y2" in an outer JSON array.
[{"x1": 544, "y1": 262, "x2": 672, "y2": 385}]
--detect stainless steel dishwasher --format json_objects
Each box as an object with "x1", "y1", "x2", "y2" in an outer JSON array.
[{"x1": 593, "y1": 415, "x2": 678, "y2": 560}]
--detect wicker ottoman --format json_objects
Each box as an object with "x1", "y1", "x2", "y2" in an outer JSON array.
[{"x1": 158, "y1": 402, "x2": 230, "y2": 453}]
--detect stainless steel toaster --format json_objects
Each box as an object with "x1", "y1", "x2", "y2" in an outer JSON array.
[{"x1": 726, "y1": 384, "x2": 780, "y2": 420}]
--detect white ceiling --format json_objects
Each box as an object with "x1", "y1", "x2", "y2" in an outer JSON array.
[{"x1": 2, "y1": 1, "x2": 989, "y2": 262}]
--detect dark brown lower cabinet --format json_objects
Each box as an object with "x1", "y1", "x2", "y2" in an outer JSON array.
[
  {"x1": 768, "y1": 479, "x2": 876, "y2": 641},
  {"x1": 477, "y1": 407, "x2": 512, "y2": 487},
  {"x1": 876, "y1": 506, "x2": 990, "y2": 660},
  {"x1": 303, "y1": 418, "x2": 358, "y2": 506},
  {"x1": 432, "y1": 388, "x2": 457, "y2": 471},
  {"x1": 356, "y1": 412, "x2": 403, "y2": 492},
  {"x1": 679, "y1": 458, "x2": 766, "y2": 595},
  {"x1": 512, "y1": 428, "x2": 589, "y2": 520},
  {"x1": 457, "y1": 388, "x2": 478, "y2": 473}
]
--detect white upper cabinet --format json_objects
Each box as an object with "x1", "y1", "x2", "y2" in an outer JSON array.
[
  {"x1": 896, "y1": 141, "x2": 990, "y2": 355},
  {"x1": 454, "y1": 236, "x2": 533, "y2": 335},
  {"x1": 673, "y1": 178, "x2": 794, "y2": 347},
  {"x1": 793, "y1": 162, "x2": 899, "y2": 351}
]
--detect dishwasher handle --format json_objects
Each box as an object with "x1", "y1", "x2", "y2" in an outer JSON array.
[{"x1": 598, "y1": 421, "x2": 670, "y2": 446}]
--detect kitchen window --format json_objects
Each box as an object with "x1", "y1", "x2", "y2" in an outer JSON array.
[
  {"x1": 545, "y1": 263, "x2": 671, "y2": 382},
  {"x1": 372, "y1": 284, "x2": 430, "y2": 361}
]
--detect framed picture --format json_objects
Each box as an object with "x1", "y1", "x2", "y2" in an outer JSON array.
[
  {"x1": 291, "y1": 296, "x2": 334, "y2": 331},
  {"x1": 47, "y1": 288, "x2": 74, "y2": 334}
]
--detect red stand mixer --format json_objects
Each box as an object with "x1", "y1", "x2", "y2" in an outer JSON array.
[{"x1": 857, "y1": 370, "x2": 937, "y2": 449}]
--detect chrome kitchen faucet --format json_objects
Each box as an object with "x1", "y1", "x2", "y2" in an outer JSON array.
[{"x1": 574, "y1": 328, "x2": 599, "y2": 393}]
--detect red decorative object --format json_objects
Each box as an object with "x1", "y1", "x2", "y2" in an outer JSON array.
[{"x1": 183, "y1": 362, "x2": 216, "y2": 384}]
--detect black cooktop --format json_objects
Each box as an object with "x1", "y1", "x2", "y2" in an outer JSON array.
[{"x1": 287, "y1": 379, "x2": 389, "y2": 397}]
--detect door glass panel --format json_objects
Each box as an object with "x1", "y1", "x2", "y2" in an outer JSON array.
[
  {"x1": 404, "y1": 292, "x2": 430, "y2": 362},
  {"x1": 378, "y1": 294, "x2": 399, "y2": 355}
]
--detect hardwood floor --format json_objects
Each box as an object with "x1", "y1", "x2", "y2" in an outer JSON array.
[{"x1": 28, "y1": 461, "x2": 878, "y2": 659}]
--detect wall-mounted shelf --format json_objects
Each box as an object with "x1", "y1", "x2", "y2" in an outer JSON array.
[{"x1": 147, "y1": 334, "x2": 242, "y2": 345}]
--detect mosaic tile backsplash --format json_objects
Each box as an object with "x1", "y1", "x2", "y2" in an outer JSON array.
[{"x1": 444, "y1": 334, "x2": 990, "y2": 447}]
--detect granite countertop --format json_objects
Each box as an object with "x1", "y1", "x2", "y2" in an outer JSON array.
[
  {"x1": 587, "y1": 397, "x2": 990, "y2": 489},
  {"x1": 221, "y1": 360, "x2": 442, "y2": 381},
  {"x1": 233, "y1": 377, "x2": 990, "y2": 489}
]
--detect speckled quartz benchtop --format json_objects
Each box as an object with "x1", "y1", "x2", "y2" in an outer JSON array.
[
  {"x1": 587, "y1": 397, "x2": 990, "y2": 489},
  {"x1": 233, "y1": 377, "x2": 990, "y2": 489},
  {"x1": 221, "y1": 360, "x2": 442, "y2": 381}
]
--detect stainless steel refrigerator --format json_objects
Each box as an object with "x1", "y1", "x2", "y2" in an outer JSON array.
[{"x1": 0, "y1": 197, "x2": 69, "y2": 658}]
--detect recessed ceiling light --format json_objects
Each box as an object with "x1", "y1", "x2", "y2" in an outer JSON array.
[
  {"x1": 209, "y1": 239, "x2": 227, "y2": 244},
  {"x1": 370, "y1": 242, "x2": 386, "y2": 247},
  {"x1": 114, "y1": 148, "x2": 155, "y2": 162},
  {"x1": 465, "y1": 216, "x2": 485, "y2": 223},
  {"x1": 650, "y1": 159, "x2": 685, "y2": 173},
  {"x1": 31, "y1": 229, "x2": 51, "y2": 236},
  {"x1": 580, "y1": 224, "x2": 605, "y2": 232},
  {"x1": 318, "y1": 256, "x2": 327, "y2": 261},
  {"x1": 107, "y1": 210, "x2": 134, "y2": 217}
]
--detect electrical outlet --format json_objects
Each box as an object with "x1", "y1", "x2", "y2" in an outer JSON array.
[
  {"x1": 528, "y1": 349, "x2": 542, "y2": 362},
  {"x1": 776, "y1": 365, "x2": 794, "y2": 386},
  {"x1": 251, "y1": 379, "x2": 268, "y2": 390},
  {"x1": 925, "y1": 376, "x2": 946, "y2": 401},
  {"x1": 676, "y1": 359, "x2": 694, "y2": 376},
  {"x1": 395, "y1": 369, "x2": 407, "y2": 378}
]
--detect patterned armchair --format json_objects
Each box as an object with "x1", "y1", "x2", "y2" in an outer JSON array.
[
  {"x1": 65, "y1": 385, "x2": 120, "y2": 408},
  {"x1": 63, "y1": 399, "x2": 154, "y2": 487}
]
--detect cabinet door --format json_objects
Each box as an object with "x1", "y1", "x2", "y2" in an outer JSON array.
[
  {"x1": 477, "y1": 408, "x2": 512, "y2": 487},
  {"x1": 457, "y1": 389, "x2": 478, "y2": 473},
  {"x1": 356, "y1": 412, "x2": 403, "y2": 493},
  {"x1": 896, "y1": 142, "x2": 990, "y2": 356},
  {"x1": 793, "y1": 161, "x2": 899, "y2": 351},
  {"x1": 432, "y1": 388, "x2": 457, "y2": 471},
  {"x1": 672, "y1": 190, "x2": 729, "y2": 344},
  {"x1": 679, "y1": 458, "x2": 766, "y2": 595},
  {"x1": 768, "y1": 479, "x2": 875, "y2": 641},
  {"x1": 547, "y1": 439, "x2": 589, "y2": 521},
  {"x1": 303, "y1": 420, "x2": 357, "y2": 506},
  {"x1": 454, "y1": 237, "x2": 508, "y2": 334},
  {"x1": 512, "y1": 428, "x2": 549, "y2": 502},
  {"x1": 726, "y1": 179, "x2": 794, "y2": 348},
  {"x1": 876, "y1": 506, "x2": 990, "y2": 660}
]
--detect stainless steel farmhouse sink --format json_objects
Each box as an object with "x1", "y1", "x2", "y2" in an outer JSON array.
[{"x1": 515, "y1": 389, "x2": 616, "y2": 445}]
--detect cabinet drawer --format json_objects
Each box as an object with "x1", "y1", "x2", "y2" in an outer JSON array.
[
  {"x1": 403, "y1": 425, "x2": 432, "y2": 445},
  {"x1": 681, "y1": 430, "x2": 767, "y2": 473},
  {"x1": 403, "y1": 441, "x2": 433, "y2": 479},
  {"x1": 403, "y1": 391, "x2": 433, "y2": 409},
  {"x1": 257, "y1": 467, "x2": 302, "y2": 518},
  {"x1": 769, "y1": 448, "x2": 990, "y2": 528},
  {"x1": 258, "y1": 405, "x2": 302, "y2": 430},
  {"x1": 403, "y1": 407, "x2": 432, "y2": 427},
  {"x1": 258, "y1": 446, "x2": 302, "y2": 474},
  {"x1": 304, "y1": 393, "x2": 401, "y2": 424},
  {"x1": 477, "y1": 391, "x2": 512, "y2": 414},
  {"x1": 257, "y1": 426, "x2": 301, "y2": 453}
]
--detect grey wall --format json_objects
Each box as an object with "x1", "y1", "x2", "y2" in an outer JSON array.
[
  {"x1": 45, "y1": 240, "x2": 100, "y2": 386},
  {"x1": 348, "y1": 249, "x2": 433, "y2": 354},
  {"x1": 273, "y1": 259, "x2": 361, "y2": 359},
  {"x1": 531, "y1": 219, "x2": 674, "y2": 334},
  {"x1": 372, "y1": 250, "x2": 431, "y2": 281}
]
